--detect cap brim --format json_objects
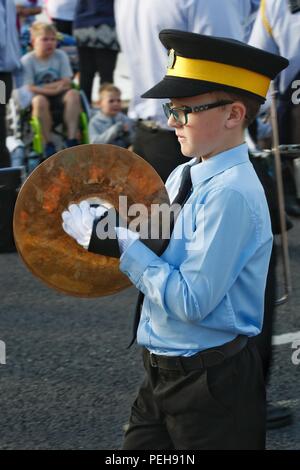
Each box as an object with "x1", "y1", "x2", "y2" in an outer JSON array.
[{"x1": 142, "y1": 76, "x2": 265, "y2": 102}]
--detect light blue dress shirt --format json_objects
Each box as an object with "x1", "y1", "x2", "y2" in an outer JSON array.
[{"x1": 120, "y1": 143, "x2": 273, "y2": 356}]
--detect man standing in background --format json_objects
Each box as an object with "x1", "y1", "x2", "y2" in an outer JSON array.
[
  {"x1": 114, "y1": 0, "x2": 254, "y2": 181},
  {"x1": 249, "y1": 0, "x2": 300, "y2": 217},
  {"x1": 73, "y1": 0, "x2": 119, "y2": 104}
]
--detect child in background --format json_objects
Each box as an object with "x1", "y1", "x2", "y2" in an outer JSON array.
[
  {"x1": 88, "y1": 83, "x2": 135, "y2": 148},
  {"x1": 21, "y1": 22, "x2": 81, "y2": 157}
]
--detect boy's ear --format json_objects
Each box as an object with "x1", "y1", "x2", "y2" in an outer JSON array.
[{"x1": 225, "y1": 102, "x2": 246, "y2": 129}]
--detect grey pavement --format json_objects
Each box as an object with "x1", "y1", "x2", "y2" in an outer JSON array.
[{"x1": 0, "y1": 219, "x2": 300, "y2": 450}]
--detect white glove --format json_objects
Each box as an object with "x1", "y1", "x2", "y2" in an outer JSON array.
[{"x1": 62, "y1": 201, "x2": 108, "y2": 249}]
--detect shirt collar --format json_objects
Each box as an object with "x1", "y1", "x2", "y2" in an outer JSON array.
[{"x1": 190, "y1": 143, "x2": 249, "y2": 188}]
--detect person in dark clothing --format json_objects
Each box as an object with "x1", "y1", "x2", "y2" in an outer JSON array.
[
  {"x1": 114, "y1": 0, "x2": 249, "y2": 183},
  {"x1": 45, "y1": 0, "x2": 77, "y2": 36},
  {"x1": 73, "y1": 0, "x2": 119, "y2": 103}
]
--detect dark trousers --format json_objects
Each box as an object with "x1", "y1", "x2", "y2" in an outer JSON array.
[
  {"x1": 278, "y1": 72, "x2": 300, "y2": 145},
  {"x1": 123, "y1": 343, "x2": 266, "y2": 450},
  {"x1": 290, "y1": 103, "x2": 300, "y2": 144},
  {"x1": 0, "y1": 188, "x2": 17, "y2": 252},
  {"x1": 277, "y1": 72, "x2": 300, "y2": 200},
  {"x1": 77, "y1": 46, "x2": 118, "y2": 103},
  {"x1": 0, "y1": 72, "x2": 13, "y2": 168},
  {"x1": 253, "y1": 244, "x2": 277, "y2": 382},
  {"x1": 133, "y1": 124, "x2": 190, "y2": 183},
  {"x1": 249, "y1": 158, "x2": 280, "y2": 382}
]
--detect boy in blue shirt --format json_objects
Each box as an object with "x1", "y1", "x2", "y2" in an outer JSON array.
[{"x1": 62, "y1": 31, "x2": 288, "y2": 449}]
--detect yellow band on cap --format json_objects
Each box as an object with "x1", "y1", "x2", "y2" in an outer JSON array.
[{"x1": 166, "y1": 55, "x2": 270, "y2": 98}]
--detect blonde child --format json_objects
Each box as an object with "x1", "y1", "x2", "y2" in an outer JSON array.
[
  {"x1": 21, "y1": 22, "x2": 81, "y2": 157},
  {"x1": 88, "y1": 83, "x2": 135, "y2": 148}
]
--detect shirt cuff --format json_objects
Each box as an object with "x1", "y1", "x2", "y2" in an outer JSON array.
[{"x1": 119, "y1": 239, "x2": 160, "y2": 288}]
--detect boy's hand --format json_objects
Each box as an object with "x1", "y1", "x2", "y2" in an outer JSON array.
[
  {"x1": 55, "y1": 79, "x2": 71, "y2": 93},
  {"x1": 62, "y1": 201, "x2": 107, "y2": 249},
  {"x1": 30, "y1": 85, "x2": 59, "y2": 97},
  {"x1": 44, "y1": 80, "x2": 71, "y2": 94},
  {"x1": 62, "y1": 202, "x2": 126, "y2": 258},
  {"x1": 30, "y1": 80, "x2": 71, "y2": 97}
]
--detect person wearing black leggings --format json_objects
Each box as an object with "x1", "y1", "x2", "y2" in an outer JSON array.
[{"x1": 73, "y1": 0, "x2": 119, "y2": 103}]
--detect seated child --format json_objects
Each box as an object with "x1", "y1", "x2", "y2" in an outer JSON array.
[
  {"x1": 21, "y1": 22, "x2": 81, "y2": 157},
  {"x1": 88, "y1": 83, "x2": 135, "y2": 148}
]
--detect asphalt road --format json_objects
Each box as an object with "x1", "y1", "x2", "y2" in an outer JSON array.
[{"x1": 0, "y1": 219, "x2": 300, "y2": 450}]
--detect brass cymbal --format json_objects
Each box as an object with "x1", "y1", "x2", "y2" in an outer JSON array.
[{"x1": 13, "y1": 144, "x2": 169, "y2": 297}]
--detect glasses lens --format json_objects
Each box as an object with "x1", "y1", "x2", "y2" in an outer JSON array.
[
  {"x1": 163, "y1": 103, "x2": 186, "y2": 125},
  {"x1": 162, "y1": 104, "x2": 186, "y2": 125},
  {"x1": 175, "y1": 109, "x2": 186, "y2": 125},
  {"x1": 163, "y1": 103, "x2": 171, "y2": 120}
]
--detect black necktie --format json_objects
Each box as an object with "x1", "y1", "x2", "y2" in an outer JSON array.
[{"x1": 128, "y1": 164, "x2": 193, "y2": 347}]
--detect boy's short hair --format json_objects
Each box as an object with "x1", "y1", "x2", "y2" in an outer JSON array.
[
  {"x1": 30, "y1": 22, "x2": 57, "y2": 40},
  {"x1": 214, "y1": 91, "x2": 261, "y2": 129},
  {"x1": 99, "y1": 83, "x2": 121, "y2": 99}
]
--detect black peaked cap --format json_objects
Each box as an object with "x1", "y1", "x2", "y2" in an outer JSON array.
[{"x1": 142, "y1": 29, "x2": 289, "y2": 101}]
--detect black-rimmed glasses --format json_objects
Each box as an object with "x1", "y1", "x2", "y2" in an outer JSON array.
[{"x1": 162, "y1": 100, "x2": 234, "y2": 125}]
